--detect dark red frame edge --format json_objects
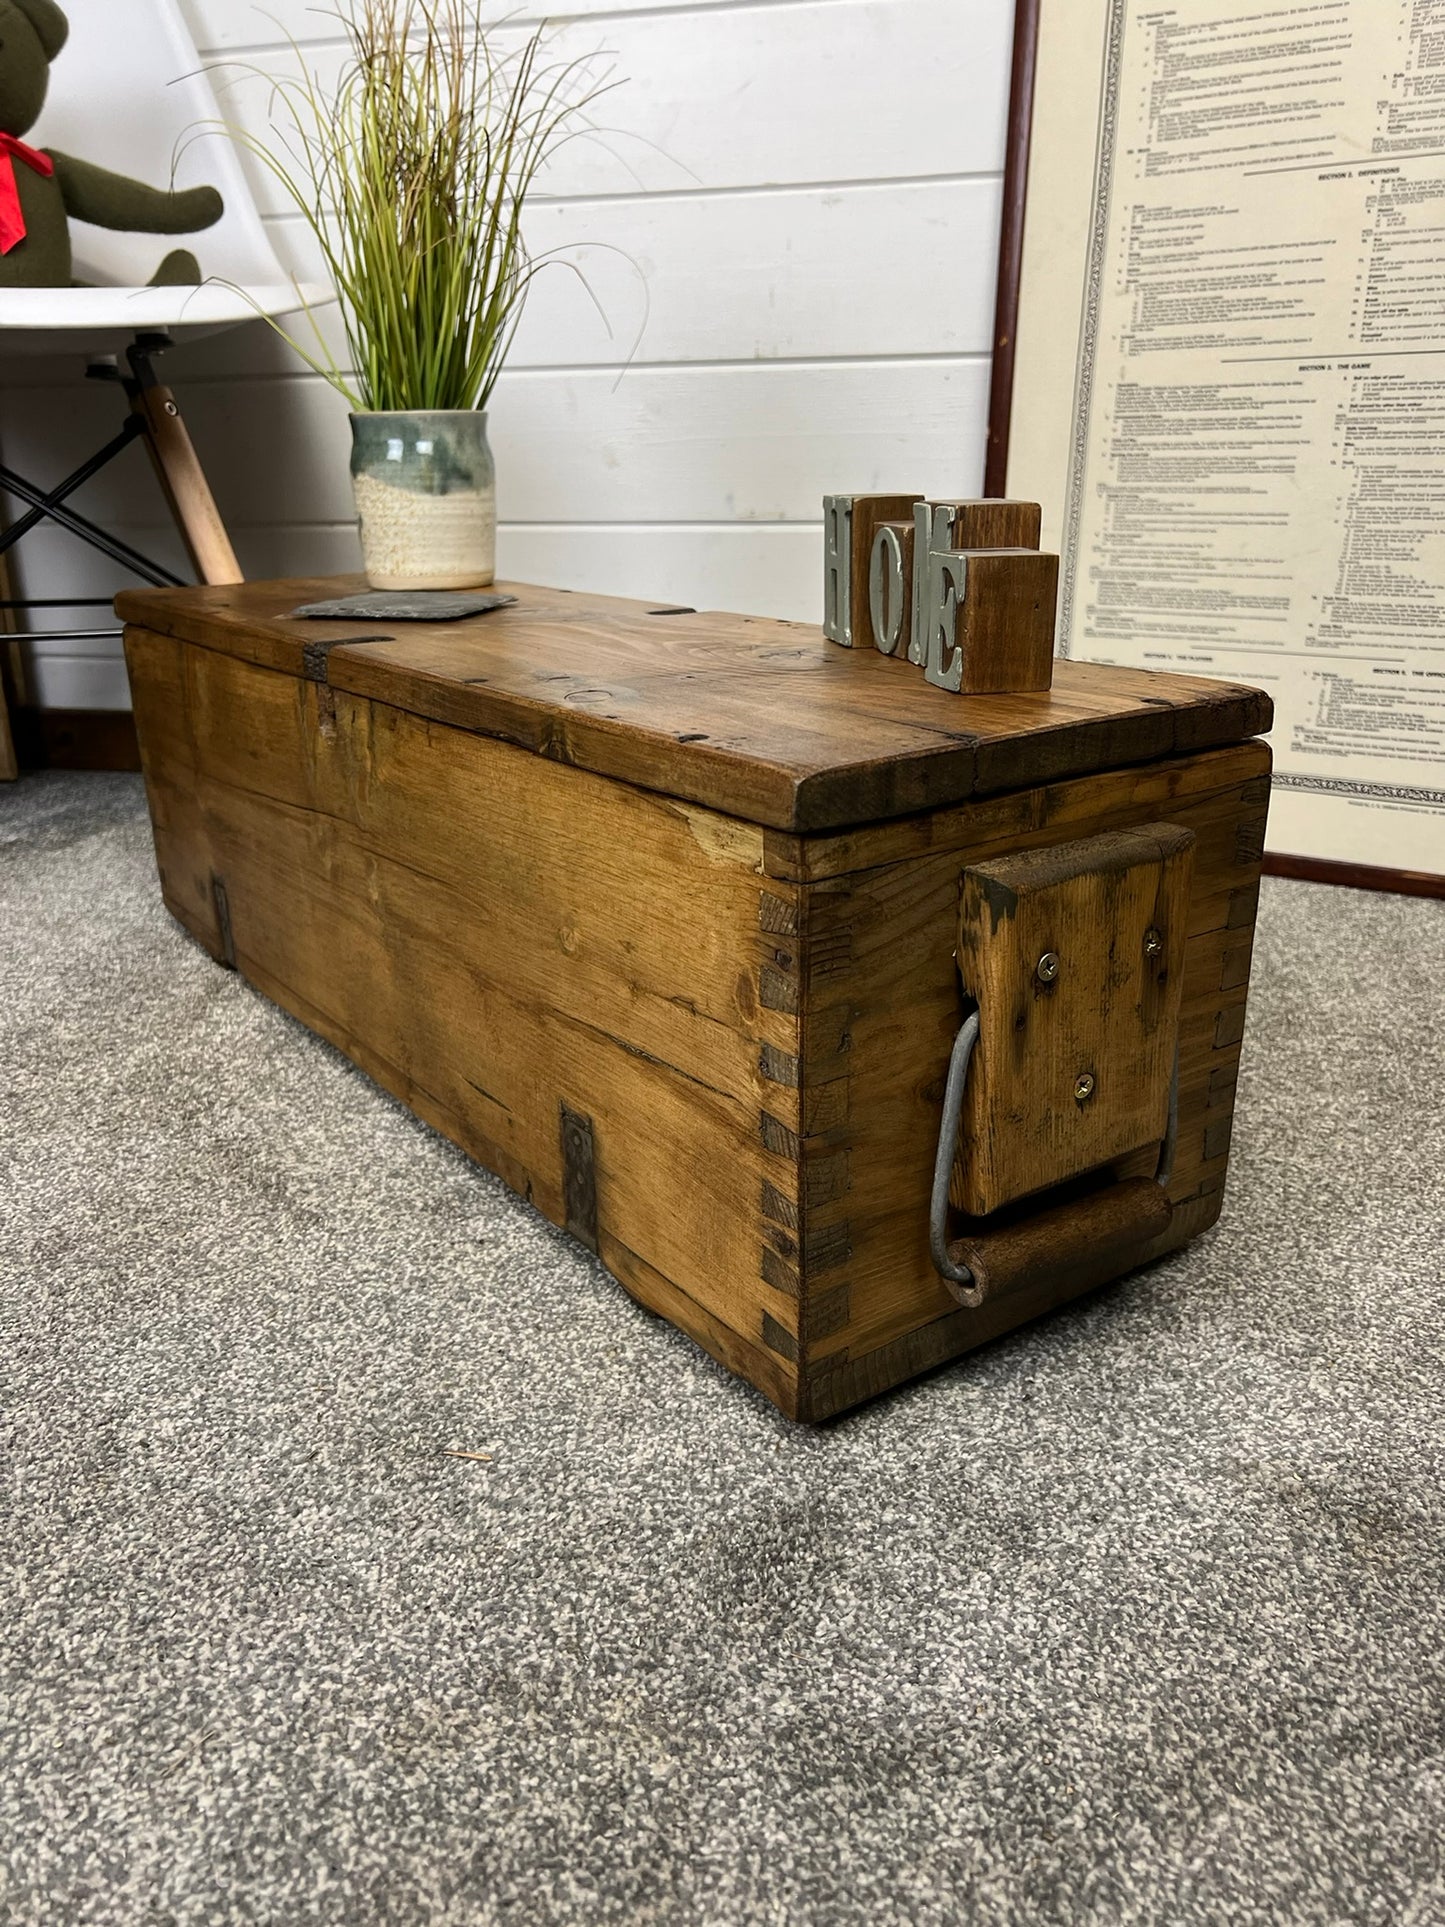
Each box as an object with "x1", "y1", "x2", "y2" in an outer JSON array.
[
  {"x1": 983, "y1": 0, "x2": 1041, "y2": 502},
  {"x1": 983, "y1": 0, "x2": 1441, "y2": 898},
  {"x1": 1262, "y1": 855, "x2": 1445, "y2": 899}
]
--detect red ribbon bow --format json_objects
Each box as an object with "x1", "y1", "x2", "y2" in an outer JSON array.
[{"x1": 0, "y1": 132, "x2": 55, "y2": 256}]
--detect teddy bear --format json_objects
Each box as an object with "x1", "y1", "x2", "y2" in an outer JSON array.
[{"x1": 0, "y1": 0, "x2": 224, "y2": 289}]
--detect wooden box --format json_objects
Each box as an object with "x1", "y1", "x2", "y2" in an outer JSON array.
[{"x1": 118, "y1": 578, "x2": 1272, "y2": 1421}]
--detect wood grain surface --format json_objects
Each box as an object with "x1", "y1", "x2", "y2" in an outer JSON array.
[
  {"x1": 125, "y1": 624, "x2": 811, "y2": 1414},
  {"x1": 954, "y1": 823, "x2": 1194, "y2": 1215},
  {"x1": 117, "y1": 577, "x2": 1273, "y2": 835},
  {"x1": 793, "y1": 741, "x2": 1271, "y2": 1418},
  {"x1": 947, "y1": 547, "x2": 1058, "y2": 694},
  {"x1": 125, "y1": 601, "x2": 1270, "y2": 1419}
]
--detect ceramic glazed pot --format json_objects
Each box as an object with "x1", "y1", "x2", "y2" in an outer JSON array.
[{"x1": 349, "y1": 411, "x2": 496, "y2": 590}]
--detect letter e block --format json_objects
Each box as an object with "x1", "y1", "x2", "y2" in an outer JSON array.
[
  {"x1": 923, "y1": 548, "x2": 1059, "y2": 694},
  {"x1": 907, "y1": 500, "x2": 1042, "y2": 664}
]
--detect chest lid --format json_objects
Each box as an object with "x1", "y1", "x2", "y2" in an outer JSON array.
[{"x1": 116, "y1": 576, "x2": 1272, "y2": 834}]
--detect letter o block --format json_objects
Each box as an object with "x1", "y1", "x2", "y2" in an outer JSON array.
[
  {"x1": 843, "y1": 495, "x2": 920, "y2": 651},
  {"x1": 868, "y1": 520, "x2": 914, "y2": 656}
]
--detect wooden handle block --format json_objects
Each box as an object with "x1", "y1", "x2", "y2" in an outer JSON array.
[
  {"x1": 946, "y1": 1176, "x2": 1174, "y2": 1308},
  {"x1": 954, "y1": 823, "x2": 1194, "y2": 1216}
]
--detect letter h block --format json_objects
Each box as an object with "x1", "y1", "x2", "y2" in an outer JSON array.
[{"x1": 824, "y1": 494, "x2": 922, "y2": 649}]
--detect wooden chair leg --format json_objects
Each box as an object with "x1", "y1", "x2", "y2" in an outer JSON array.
[
  {"x1": 0, "y1": 553, "x2": 22, "y2": 781},
  {"x1": 0, "y1": 690, "x2": 17, "y2": 783},
  {"x1": 129, "y1": 378, "x2": 243, "y2": 588},
  {"x1": 0, "y1": 349, "x2": 240, "y2": 779}
]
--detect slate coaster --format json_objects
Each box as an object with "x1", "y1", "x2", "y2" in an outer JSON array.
[{"x1": 289, "y1": 590, "x2": 518, "y2": 622}]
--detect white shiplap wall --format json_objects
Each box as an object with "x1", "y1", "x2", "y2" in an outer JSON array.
[{"x1": 9, "y1": 0, "x2": 1014, "y2": 710}]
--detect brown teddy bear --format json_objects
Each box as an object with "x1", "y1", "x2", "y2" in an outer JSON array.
[{"x1": 0, "y1": 0, "x2": 224, "y2": 289}]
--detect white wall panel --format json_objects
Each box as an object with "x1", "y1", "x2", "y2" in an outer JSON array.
[
  {"x1": 188, "y1": 0, "x2": 799, "y2": 51},
  {"x1": 211, "y1": 0, "x2": 1011, "y2": 216},
  {"x1": 496, "y1": 523, "x2": 824, "y2": 617},
  {"x1": 14, "y1": 0, "x2": 1015, "y2": 711},
  {"x1": 4, "y1": 358, "x2": 991, "y2": 526},
  {"x1": 176, "y1": 176, "x2": 1004, "y2": 379},
  {"x1": 18, "y1": 517, "x2": 817, "y2": 642},
  {"x1": 27, "y1": 652, "x2": 132, "y2": 711}
]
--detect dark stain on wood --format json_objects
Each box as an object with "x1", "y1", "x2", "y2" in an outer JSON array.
[
  {"x1": 761, "y1": 1247, "x2": 801, "y2": 1297},
  {"x1": 761, "y1": 1113, "x2": 802, "y2": 1160},
  {"x1": 301, "y1": 635, "x2": 387, "y2": 684},
  {"x1": 759, "y1": 1043, "x2": 802, "y2": 1088},
  {"x1": 1214, "y1": 1004, "x2": 1247, "y2": 1049},
  {"x1": 805, "y1": 1282, "x2": 851, "y2": 1342},
  {"x1": 759, "y1": 965, "x2": 799, "y2": 1014},
  {"x1": 761, "y1": 1311, "x2": 799, "y2": 1362},
  {"x1": 758, "y1": 892, "x2": 800, "y2": 937},
  {"x1": 1203, "y1": 1117, "x2": 1234, "y2": 1162},
  {"x1": 210, "y1": 874, "x2": 236, "y2": 970},
  {"x1": 560, "y1": 1103, "x2": 599, "y2": 1254},
  {"x1": 761, "y1": 1180, "x2": 799, "y2": 1233}
]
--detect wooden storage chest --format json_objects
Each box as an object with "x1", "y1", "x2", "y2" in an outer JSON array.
[{"x1": 119, "y1": 577, "x2": 1272, "y2": 1421}]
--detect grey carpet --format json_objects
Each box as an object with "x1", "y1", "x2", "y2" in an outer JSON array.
[{"x1": 2, "y1": 770, "x2": 1443, "y2": 1927}]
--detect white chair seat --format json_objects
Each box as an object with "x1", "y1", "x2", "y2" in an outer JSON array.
[{"x1": 0, "y1": 284, "x2": 326, "y2": 357}]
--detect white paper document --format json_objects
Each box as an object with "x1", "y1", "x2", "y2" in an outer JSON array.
[{"x1": 1009, "y1": 0, "x2": 1445, "y2": 874}]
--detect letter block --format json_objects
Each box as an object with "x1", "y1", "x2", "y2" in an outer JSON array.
[
  {"x1": 908, "y1": 498, "x2": 1043, "y2": 664},
  {"x1": 823, "y1": 494, "x2": 921, "y2": 648},
  {"x1": 868, "y1": 519, "x2": 915, "y2": 657},
  {"x1": 922, "y1": 547, "x2": 1060, "y2": 694},
  {"x1": 822, "y1": 495, "x2": 853, "y2": 645},
  {"x1": 823, "y1": 493, "x2": 1057, "y2": 694}
]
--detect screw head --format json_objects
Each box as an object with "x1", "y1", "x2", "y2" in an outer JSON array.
[
  {"x1": 1143, "y1": 927, "x2": 1163, "y2": 959},
  {"x1": 1074, "y1": 1070, "x2": 1096, "y2": 1103},
  {"x1": 1036, "y1": 951, "x2": 1060, "y2": 985}
]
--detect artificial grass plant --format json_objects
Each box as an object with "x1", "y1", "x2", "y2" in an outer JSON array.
[{"x1": 218, "y1": 0, "x2": 614, "y2": 412}]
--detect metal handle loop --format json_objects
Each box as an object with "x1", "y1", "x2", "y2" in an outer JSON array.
[
  {"x1": 928, "y1": 1006, "x2": 1179, "y2": 1306},
  {"x1": 929, "y1": 1010, "x2": 983, "y2": 1305}
]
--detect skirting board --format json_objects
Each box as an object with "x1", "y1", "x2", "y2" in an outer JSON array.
[{"x1": 9, "y1": 707, "x2": 142, "y2": 773}]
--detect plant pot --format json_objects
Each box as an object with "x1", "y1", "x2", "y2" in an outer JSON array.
[{"x1": 349, "y1": 411, "x2": 497, "y2": 591}]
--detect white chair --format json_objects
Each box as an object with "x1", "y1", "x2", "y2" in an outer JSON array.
[
  {"x1": 0, "y1": 0, "x2": 329, "y2": 774},
  {"x1": 4, "y1": 0, "x2": 326, "y2": 360}
]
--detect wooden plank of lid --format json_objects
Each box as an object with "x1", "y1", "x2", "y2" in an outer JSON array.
[{"x1": 115, "y1": 577, "x2": 1273, "y2": 833}]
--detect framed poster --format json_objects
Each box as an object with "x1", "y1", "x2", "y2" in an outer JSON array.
[{"x1": 990, "y1": 0, "x2": 1445, "y2": 895}]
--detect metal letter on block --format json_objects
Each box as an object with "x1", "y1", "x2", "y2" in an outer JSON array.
[
  {"x1": 922, "y1": 547, "x2": 969, "y2": 693},
  {"x1": 822, "y1": 492, "x2": 1057, "y2": 695},
  {"x1": 822, "y1": 495, "x2": 854, "y2": 646},
  {"x1": 910, "y1": 503, "x2": 957, "y2": 665},
  {"x1": 868, "y1": 523, "x2": 911, "y2": 656},
  {"x1": 848, "y1": 497, "x2": 922, "y2": 651}
]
